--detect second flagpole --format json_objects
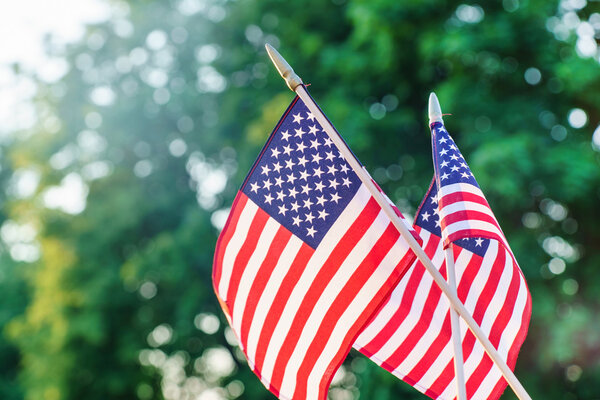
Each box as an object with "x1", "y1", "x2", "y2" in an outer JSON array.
[
  {"x1": 429, "y1": 93, "x2": 468, "y2": 400},
  {"x1": 264, "y1": 43, "x2": 532, "y2": 400}
]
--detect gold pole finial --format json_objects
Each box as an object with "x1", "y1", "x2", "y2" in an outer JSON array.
[{"x1": 265, "y1": 43, "x2": 303, "y2": 92}]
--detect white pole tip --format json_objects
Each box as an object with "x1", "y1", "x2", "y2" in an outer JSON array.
[{"x1": 428, "y1": 92, "x2": 443, "y2": 125}]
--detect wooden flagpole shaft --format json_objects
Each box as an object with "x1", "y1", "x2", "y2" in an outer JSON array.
[
  {"x1": 265, "y1": 44, "x2": 532, "y2": 400},
  {"x1": 430, "y1": 95, "x2": 468, "y2": 400},
  {"x1": 445, "y1": 246, "x2": 468, "y2": 400}
]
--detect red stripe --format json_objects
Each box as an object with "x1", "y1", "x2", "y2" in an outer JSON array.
[
  {"x1": 224, "y1": 208, "x2": 269, "y2": 308},
  {"x1": 292, "y1": 222, "x2": 410, "y2": 398},
  {"x1": 381, "y1": 261, "x2": 448, "y2": 368},
  {"x1": 318, "y1": 245, "x2": 416, "y2": 399},
  {"x1": 359, "y1": 229, "x2": 440, "y2": 358},
  {"x1": 439, "y1": 190, "x2": 489, "y2": 209},
  {"x1": 237, "y1": 227, "x2": 293, "y2": 349},
  {"x1": 422, "y1": 248, "x2": 485, "y2": 397},
  {"x1": 441, "y1": 209, "x2": 500, "y2": 232},
  {"x1": 252, "y1": 243, "x2": 314, "y2": 378},
  {"x1": 267, "y1": 198, "x2": 382, "y2": 392},
  {"x1": 212, "y1": 194, "x2": 248, "y2": 291},
  {"x1": 466, "y1": 253, "x2": 520, "y2": 397}
]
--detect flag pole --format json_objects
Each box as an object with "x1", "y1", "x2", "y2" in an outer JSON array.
[
  {"x1": 265, "y1": 43, "x2": 532, "y2": 400},
  {"x1": 429, "y1": 94, "x2": 467, "y2": 400}
]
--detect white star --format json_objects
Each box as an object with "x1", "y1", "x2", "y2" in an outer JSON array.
[
  {"x1": 301, "y1": 183, "x2": 311, "y2": 195},
  {"x1": 308, "y1": 125, "x2": 319, "y2": 135},
  {"x1": 475, "y1": 238, "x2": 484, "y2": 247},
  {"x1": 314, "y1": 181, "x2": 325, "y2": 191},
  {"x1": 329, "y1": 179, "x2": 339, "y2": 189},
  {"x1": 316, "y1": 195, "x2": 326, "y2": 206},
  {"x1": 310, "y1": 138, "x2": 320, "y2": 150},
  {"x1": 281, "y1": 130, "x2": 291, "y2": 141},
  {"x1": 306, "y1": 112, "x2": 316, "y2": 121},
  {"x1": 312, "y1": 153, "x2": 323, "y2": 164},
  {"x1": 339, "y1": 164, "x2": 349, "y2": 174},
  {"x1": 278, "y1": 204, "x2": 288, "y2": 215},
  {"x1": 461, "y1": 162, "x2": 468, "y2": 169},
  {"x1": 297, "y1": 155, "x2": 308, "y2": 167},
  {"x1": 303, "y1": 198, "x2": 314, "y2": 209},
  {"x1": 439, "y1": 148, "x2": 449, "y2": 156},
  {"x1": 318, "y1": 209, "x2": 329, "y2": 220},
  {"x1": 431, "y1": 196, "x2": 438, "y2": 204},
  {"x1": 285, "y1": 159, "x2": 295, "y2": 170},
  {"x1": 327, "y1": 164, "x2": 338, "y2": 175},
  {"x1": 312, "y1": 166, "x2": 324, "y2": 178},
  {"x1": 440, "y1": 160, "x2": 449, "y2": 168},
  {"x1": 451, "y1": 165, "x2": 460, "y2": 172},
  {"x1": 273, "y1": 162, "x2": 282, "y2": 173},
  {"x1": 439, "y1": 137, "x2": 448, "y2": 144},
  {"x1": 276, "y1": 190, "x2": 286, "y2": 201},
  {"x1": 263, "y1": 179, "x2": 272, "y2": 190},
  {"x1": 435, "y1": 218, "x2": 441, "y2": 227},
  {"x1": 294, "y1": 127, "x2": 306, "y2": 139},
  {"x1": 330, "y1": 192, "x2": 341, "y2": 203},
  {"x1": 292, "y1": 113, "x2": 304, "y2": 124},
  {"x1": 261, "y1": 165, "x2": 271, "y2": 175},
  {"x1": 282, "y1": 144, "x2": 293, "y2": 156},
  {"x1": 450, "y1": 154, "x2": 459, "y2": 161},
  {"x1": 421, "y1": 211, "x2": 431, "y2": 221},
  {"x1": 264, "y1": 193, "x2": 274, "y2": 204},
  {"x1": 299, "y1": 170, "x2": 309, "y2": 181},
  {"x1": 306, "y1": 226, "x2": 316, "y2": 237},
  {"x1": 342, "y1": 177, "x2": 352, "y2": 188},
  {"x1": 296, "y1": 142, "x2": 307, "y2": 153},
  {"x1": 323, "y1": 137, "x2": 333, "y2": 147},
  {"x1": 274, "y1": 176, "x2": 284, "y2": 187},
  {"x1": 288, "y1": 187, "x2": 299, "y2": 198},
  {"x1": 290, "y1": 201, "x2": 300, "y2": 212},
  {"x1": 325, "y1": 151, "x2": 335, "y2": 161},
  {"x1": 449, "y1": 144, "x2": 457, "y2": 151},
  {"x1": 286, "y1": 173, "x2": 297, "y2": 184},
  {"x1": 292, "y1": 215, "x2": 302, "y2": 226},
  {"x1": 271, "y1": 147, "x2": 281, "y2": 158},
  {"x1": 440, "y1": 173, "x2": 450, "y2": 180},
  {"x1": 249, "y1": 182, "x2": 260, "y2": 193},
  {"x1": 461, "y1": 171, "x2": 470, "y2": 179},
  {"x1": 305, "y1": 212, "x2": 315, "y2": 224}
]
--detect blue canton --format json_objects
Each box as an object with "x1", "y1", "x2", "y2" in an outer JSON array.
[
  {"x1": 416, "y1": 122, "x2": 491, "y2": 257},
  {"x1": 242, "y1": 98, "x2": 361, "y2": 249}
]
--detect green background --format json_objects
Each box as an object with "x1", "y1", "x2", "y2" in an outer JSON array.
[{"x1": 1, "y1": 0, "x2": 599, "y2": 399}]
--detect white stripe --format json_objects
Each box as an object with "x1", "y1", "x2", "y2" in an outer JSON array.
[
  {"x1": 439, "y1": 182, "x2": 486, "y2": 199},
  {"x1": 218, "y1": 200, "x2": 259, "y2": 299},
  {"x1": 306, "y1": 236, "x2": 412, "y2": 398},
  {"x1": 231, "y1": 218, "x2": 282, "y2": 337},
  {"x1": 353, "y1": 229, "x2": 431, "y2": 348},
  {"x1": 244, "y1": 236, "x2": 304, "y2": 361},
  {"x1": 278, "y1": 207, "x2": 393, "y2": 396},
  {"x1": 443, "y1": 219, "x2": 504, "y2": 240},
  {"x1": 257, "y1": 184, "x2": 371, "y2": 386},
  {"x1": 368, "y1": 238, "x2": 445, "y2": 364}
]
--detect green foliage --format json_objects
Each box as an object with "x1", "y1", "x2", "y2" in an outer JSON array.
[{"x1": 1, "y1": 0, "x2": 599, "y2": 399}]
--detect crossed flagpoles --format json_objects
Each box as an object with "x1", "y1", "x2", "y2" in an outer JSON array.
[{"x1": 265, "y1": 43, "x2": 532, "y2": 400}]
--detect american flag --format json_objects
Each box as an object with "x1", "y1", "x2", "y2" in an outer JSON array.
[
  {"x1": 354, "y1": 122, "x2": 532, "y2": 400},
  {"x1": 213, "y1": 95, "x2": 417, "y2": 400}
]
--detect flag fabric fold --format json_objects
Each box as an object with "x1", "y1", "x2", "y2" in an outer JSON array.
[
  {"x1": 354, "y1": 121, "x2": 531, "y2": 400},
  {"x1": 213, "y1": 93, "x2": 418, "y2": 400}
]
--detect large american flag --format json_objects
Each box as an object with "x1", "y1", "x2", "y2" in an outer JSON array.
[
  {"x1": 213, "y1": 95, "x2": 417, "y2": 400},
  {"x1": 354, "y1": 122, "x2": 532, "y2": 400}
]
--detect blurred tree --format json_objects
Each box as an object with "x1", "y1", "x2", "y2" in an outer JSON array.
[{"x1": 1, "y1": 0, "x2": 599, "y2": 399}]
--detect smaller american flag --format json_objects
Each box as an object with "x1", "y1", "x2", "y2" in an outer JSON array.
[
  {"x1": 213, "y1": 93, "x2": 417, "y2": 400},
  {"x1": 355, "y1": 121, "x2": 531, "y2": 400}
]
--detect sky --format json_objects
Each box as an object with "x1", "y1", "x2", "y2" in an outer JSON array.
[{"x1": 0, "y1": 0, "x2": 112, "y2": 135}]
